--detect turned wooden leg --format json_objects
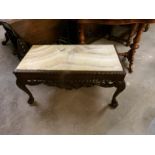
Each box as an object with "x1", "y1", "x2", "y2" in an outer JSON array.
[
  {"x1": 16, "y1": 79, "x2": 34, "y2": 105},
  {"x1": 107, "y1": 25, "x2": 113, "y2": 39},
  {"x1": 126, "y1": 24, "x2": 138, "y2": 46},
  {"x1": 144, "y1": 24, "x2": 150, "y2": 32},
  {"x1": 109, "y1": 80, "x2": 126, "y2": 109},
  {"x1": 2, "y1": 32, "x2": 9, "y2": 45},
  {"x1": 79, "y1": 24, "x2": 85, "y2": 44},
  {"x1": 127, "y1": 23, "x2": 146, "y2": 73}
]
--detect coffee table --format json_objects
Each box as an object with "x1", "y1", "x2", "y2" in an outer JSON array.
[{"x1": 14, "y1": 45, "x2": 126, "y2": 109}]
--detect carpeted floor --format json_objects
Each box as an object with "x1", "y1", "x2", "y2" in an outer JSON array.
[{"x1": 0, "y1": 25, "x2": 155, "y2": 135}]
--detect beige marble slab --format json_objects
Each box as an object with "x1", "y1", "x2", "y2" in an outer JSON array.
[{"x1": 16, "y1": 45, "x2": 123, "y2": 71}]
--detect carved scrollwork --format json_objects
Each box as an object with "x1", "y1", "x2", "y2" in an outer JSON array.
[
  {"x1": 17, "y1": 39, "x2": 31, "y2": 59},
  {"x1": 16, "y1": 77, "x2": 126, "y2": 107},
  {"x1": 25, "y1": 79, "x2": 119, "y2": 90},
  {"x1": 26, "y1": 80, "x2": 43, "y2": 85}
]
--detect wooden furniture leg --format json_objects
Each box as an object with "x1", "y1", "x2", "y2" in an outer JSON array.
[
  {"x1": 144, "y1": 24, "x2": 150, "y2": 32},
  {"x1": 126, "y1": 24, "x2": 138, "y2": 46},
  {"x1": 107, "y1": 24, "x2": 138, "y2": 46},
  {"x1": 2, "y1": 32, "x2": 9, "y2": 45},
  {"x1": 127, "y1": 23, "x2": 146, "y2": 73},
  {"x1": 109, "y1": 80, "x2": 126, "y2": 109},
  {"x1": 16, "y1": 79, "x2": 34, "y2": 104},
  {"x1": 79, "y1": 24, "x2": 85, "y2": 44}
]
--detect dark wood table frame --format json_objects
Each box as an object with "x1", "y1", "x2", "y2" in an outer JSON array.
[{"x1": 14, "y1": 70, "x2": 126, "y2": 109}]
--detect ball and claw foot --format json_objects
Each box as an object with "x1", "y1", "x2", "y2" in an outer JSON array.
[
  {"x1": 28, "y1": 97, "x2": 34, "y2": 105},
  {"x1": 109, "y1": 100, "x2": 118, "y2": 109},
  {"x1": 128, "y1": 66, "x2": 133, "y2": 73},
  {"x1": 2, "y1": 40, "x2": 7, "y2": 45},
  {"x1": 2, "y1": 33, "x2": 9, "y2": 45}
]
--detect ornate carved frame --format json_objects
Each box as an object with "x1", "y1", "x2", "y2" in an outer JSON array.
[
  {"x1": 14, "y1": 71, "x2": 126, "y2": 109},
  {"x1": 14, "y1": 69, "x2": 126, "y2": 109}
]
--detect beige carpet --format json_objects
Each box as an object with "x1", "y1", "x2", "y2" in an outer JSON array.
[{"x1": 0, "y1": 25, "x2": 155, "y2": 134}]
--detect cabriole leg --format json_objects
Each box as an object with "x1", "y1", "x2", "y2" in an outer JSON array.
[
  {"x1": 16, "y1": 79, "x2": 34, "y2": 105},
  {"x1": 109, "y1": 80, "x2": 126, "y2": 109},
  {"x1": 2, "y1": 32, "x2": 9, "y2": 45}
]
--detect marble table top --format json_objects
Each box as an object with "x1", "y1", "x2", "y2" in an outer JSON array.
[{"x1": 16, "y1": 45, "x2": 123, "y2": 72}]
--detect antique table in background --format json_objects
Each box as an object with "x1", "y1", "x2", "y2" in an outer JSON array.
[
  {"x1": 14, "y1": 45, "x2": 126, "y2": 109},
  {"x1": 78, "y1": 19, "x2": 155, "y2": 72},
  {"x1": 1, "y1": 19, "x2": 155, "y2": 73}
]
